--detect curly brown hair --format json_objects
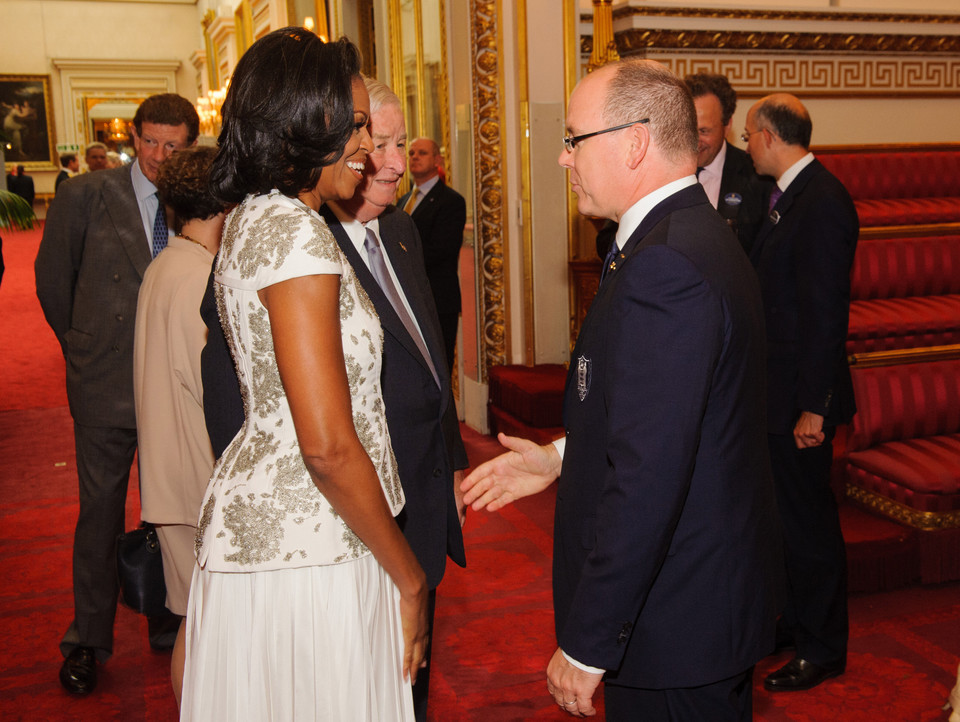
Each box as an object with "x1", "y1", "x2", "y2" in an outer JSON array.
[{"x1": 156, "y1": 145, "x2": 228, "y2": 233}]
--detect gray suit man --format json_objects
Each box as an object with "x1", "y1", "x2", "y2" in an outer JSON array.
[{"x1": 35, "y1": 93, "x2": 198, "y2": 695}]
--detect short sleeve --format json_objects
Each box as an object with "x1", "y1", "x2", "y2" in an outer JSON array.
[{"x1": 217, "y1": 191, "x2": 343, "y2": 292}]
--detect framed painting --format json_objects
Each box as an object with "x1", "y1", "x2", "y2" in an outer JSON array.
[{"x1": 1, "y1": 74, "x2": 57, "y2": 171}]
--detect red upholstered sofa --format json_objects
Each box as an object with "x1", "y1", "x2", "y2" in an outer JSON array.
[
  {"x1": 816, "y1": 144, "x2": 960, "y2": 227},
  {"x1": 487, "y1": 364, "x2": 566, "y2": 445},
  {"x1": 847, "y1": 234, "x2": 960, "y2": 354},
  {"x1": 844, "y1": 356, "x2": 960, "y2": 528}
]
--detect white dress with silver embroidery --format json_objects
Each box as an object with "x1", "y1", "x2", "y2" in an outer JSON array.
[{"x1": 181, "y1": 191, "x2": 414, "y2": 722}]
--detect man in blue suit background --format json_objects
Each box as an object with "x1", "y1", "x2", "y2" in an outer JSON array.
[{"x1": 462, "y1": 59, "x2": 782, "y2": 720}]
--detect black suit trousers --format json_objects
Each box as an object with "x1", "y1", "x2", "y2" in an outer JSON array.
[
  {"x1": 768, "y1": 429, "x2": 848, "y2": 666},
  {"x1": 604, "y1": 667, "x2": 754, "y2": 722},
  {"x1": 60, "y1": 423, "x2": 137, "y2": 661}
]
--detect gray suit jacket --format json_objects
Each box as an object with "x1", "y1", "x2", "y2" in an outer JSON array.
[{"x1": 36, "y1": 164, "x2": 151, "y2": 428}]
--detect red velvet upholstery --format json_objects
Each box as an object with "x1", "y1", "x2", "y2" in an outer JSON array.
[
  {"x1": 845, "y1": 360, "x2": 960, "y2": 516},
  {"x1": 487, "y1": 364, "x2": 567, "y2": 429},
  {"x1": 851, "y1": 237, "x2": 960, "y2": 300},
  {"x1": 847, "y1": 297, "x2": 960, "y2": 354},
  {"x1": 817, "y1": 151, "x2": 960, "y2": 227},
  {"x1": 846, "y1": 236, "x2": 960, "y2": 354}
]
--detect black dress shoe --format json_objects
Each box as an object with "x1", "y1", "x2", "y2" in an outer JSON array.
[
  {"x1": 59, "y1": 646, "x2": 97, "y2": 695},
  {"x1": 763, "y1": 657, "x2": 844, "y2": 692}
]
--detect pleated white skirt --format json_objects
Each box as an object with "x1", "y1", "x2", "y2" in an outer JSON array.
[{"x1": 180, "y1": 554, "x2": 415, "y2": 721}]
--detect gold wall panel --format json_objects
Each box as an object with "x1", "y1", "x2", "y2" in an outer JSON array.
[{"x1": 470, "y1": 0, "x2": 507, "y2": 377}]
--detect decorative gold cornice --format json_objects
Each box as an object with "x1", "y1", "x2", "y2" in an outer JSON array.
[
  {"x1": 846, "y1": 484, "x2": 960, "y2": 531},
  {"x1": 590, "y1": 7, "x2": 960, "y2": 25},
  {"x1": 470, "y1": 0, "x2": 507, "y2": 377},
  {"x1": 582, "y1": 29, "x2": 960, "y2": 55}
]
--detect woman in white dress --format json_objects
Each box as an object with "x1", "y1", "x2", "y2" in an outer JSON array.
[{"x1": 180, "y1": 29, "x2": 428, "y2": 721}]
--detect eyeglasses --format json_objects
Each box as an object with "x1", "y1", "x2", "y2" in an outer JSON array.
[
  {"x1": 563, "y1": 118, "x2": 649, "y2": 153},
  {"x1": 740, "y1": 128, "x2": 765, "y2": 143}
]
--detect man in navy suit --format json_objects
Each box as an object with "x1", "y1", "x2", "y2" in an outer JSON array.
[
  {"x1": 397, "y1": 137, "x2": 465, "y2": 371},
  {"x1": 461, "y1": 59, "x2": 781, "y2": 721},
  {"x1": 36, "y1": 93, "x2": 199, "y2": 694},
  {"x1": 200, "y1": 78, "x2": 466, "y2": 722},
  {"x1": 686, "y1": 73, "x2": 771, "y2": 255},
  {"x1": 744, "y1": 93, "x2": 858, "y2": 692}
]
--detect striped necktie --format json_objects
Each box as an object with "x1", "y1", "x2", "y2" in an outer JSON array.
[{"x1": 152, "y1": 195, "x2": 168, "y2": 257}]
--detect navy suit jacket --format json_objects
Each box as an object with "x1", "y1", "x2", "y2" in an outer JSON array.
[
  {"x1": 555, "y1": 183, "x2": 782, "y2": 689},
  {"x1": 750, "y1": 158, "x2": 858, "y2": 435},
  {"x1": 200, "y1": 204, "x2": 467, "y2": 588},
  {"x1": 399, "y1": 179, "x2": 466, "y2": 316},
  {"x1": 36, "y1": 164, "x2": 150, "y2": 427},
  {"x1": 718, "y1": 143, "x2": 772, "y2": 256},
  {"x1": 321, "y1": 205, "x2": 467, "y2": 587}
]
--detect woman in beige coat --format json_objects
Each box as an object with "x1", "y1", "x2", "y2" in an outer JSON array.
[{"x1": 132, "y1": 145, "x2": 227, "y2": 705}]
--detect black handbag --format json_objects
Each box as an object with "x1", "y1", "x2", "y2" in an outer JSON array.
[{"x1": 116, "y1": 523, "x2": 168, "y2": 617}]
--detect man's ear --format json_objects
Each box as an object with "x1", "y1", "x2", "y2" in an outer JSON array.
[{"x1": 624, "y1": 123, "x2": 649, "y2": 170}]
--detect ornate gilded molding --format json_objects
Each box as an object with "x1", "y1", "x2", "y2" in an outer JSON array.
[
  {"x1": 652, "y1": 55, "x2": 960, "y2": 98},
  {"x1": 846, "y1": 484, "x2": 960, "y2": 531},
  {"x1": 606, "y1": 6, "x2": 960, "y2": 25},
  {"x1": 582, "y1": 29, "x2": 960, "y2": 56},
  {"x1": 470, "y1": 0, "x2": 507, "y2": 377}
]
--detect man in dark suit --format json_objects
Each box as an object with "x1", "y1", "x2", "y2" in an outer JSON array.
[
  {"x1": 200, "y1": 78, "x2": 466, "y2": 722},
  {"x1": 397, "y1": 137, "x2": 465, "y2": 371},
  {"x1": 461, "y1": 59, "x2": 782, "y2": 721},
  {"x1": 7, "y1": 164, "x2": 35, "y2": 207},
  {"x1": 745, "y1": 93, "x2": 858, "y2": 692},
  {"x1": 54, "y1": 152, "x2": 79, "y2": 194},
  {"x1": 35, "y1": 93, "x2": 199, "y2": 695},
  {"x1": 686, "y1": 73, "x2": 771, "y2": 255}
]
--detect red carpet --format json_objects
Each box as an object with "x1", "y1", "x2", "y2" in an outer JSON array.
[{"x1": 2, "y1": 226, "x2": 959, "y2": 720}]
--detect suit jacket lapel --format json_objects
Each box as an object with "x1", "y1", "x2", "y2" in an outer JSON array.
[
  {"x1": 378, "y1": 208, "x2": 449, "y2": 382},
  {"x1": 104, "y1": 165, "x2": 152, "y2": 278},
  {"x1": 320, "y1": 206, "x2": 439, "y2": 385},
  {"x1": 751, "y1": 159, "x2": 820, "y2": 263}
]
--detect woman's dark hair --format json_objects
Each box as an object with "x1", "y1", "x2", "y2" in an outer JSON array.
[
  {"x1": 210, "y1": 29, "x2": 361, "y2": 203},
  {"x1": 156, "y1": 145, "x2": 228, "y2": 233}
]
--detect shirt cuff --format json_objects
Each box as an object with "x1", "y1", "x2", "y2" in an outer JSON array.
[
  {"x1": 552, "y1": 435, "x2": 566, "y2": 460},
  {"x1": 561, "y1": 650, "x2": 605, "y2": 675}
]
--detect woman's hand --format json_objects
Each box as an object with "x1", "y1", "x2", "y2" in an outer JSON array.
[{"x1": 398, "y1": 580, "x2": 429, "y2": 684}]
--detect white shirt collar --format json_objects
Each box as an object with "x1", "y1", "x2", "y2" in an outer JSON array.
[
  {"x1": 614, "y1": 176, "x2": 698, "y2": 252},
  {"x1": 328, "y1": 201, "x2": 380, "y2": 257},
  {"x1": 129, "y1": 158, "x2": 156, "y2": 202},
  {"x1": 776, "y1": 152, "x2": 815, "y2": 193},
  {"x1": 414, "y1": 174, "x2": 440, "y2": 196}
]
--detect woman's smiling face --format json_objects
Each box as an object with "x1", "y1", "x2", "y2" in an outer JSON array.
[{"x1": 309, "y1": 76, "x2": 374, "y2": 208}]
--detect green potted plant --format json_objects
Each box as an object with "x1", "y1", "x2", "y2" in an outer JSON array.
[{"x1": 0, "y1": 187, "x2": 36, "y2": 231}]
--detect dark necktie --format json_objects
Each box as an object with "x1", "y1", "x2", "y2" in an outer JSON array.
[
  {"x1": 363, "y1": 227, "x2": 439, "y2": 387},
  {"x1": 768, "y1": 187, "x2": 783, "y2": 213},
  {"x1": 600, "y1": 241, "x2": 619, "y2": 285},
  {"x1": 152, "y1": 195, "x2": 168, "y2": 257}
]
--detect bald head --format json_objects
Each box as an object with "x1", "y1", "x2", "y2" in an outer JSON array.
[
  {"x1": 753, "y1": 93, "x2": 811, "y2": 149},
  {"x1": 744, "y1": 93, "x2": 812, "y2": 178}
]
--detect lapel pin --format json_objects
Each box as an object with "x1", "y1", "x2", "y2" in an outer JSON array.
[{"x1": 769, "y1": 210, "x2": 780, "y2": 225}]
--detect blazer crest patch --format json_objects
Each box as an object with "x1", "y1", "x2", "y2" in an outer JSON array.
[{"x1": 576, "y1": 354, "x2": 592, "y2": 401}]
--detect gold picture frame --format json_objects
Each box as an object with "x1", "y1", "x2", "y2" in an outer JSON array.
[{"x1": 1, "y1": 74, "x2": 57, "y2": 171}]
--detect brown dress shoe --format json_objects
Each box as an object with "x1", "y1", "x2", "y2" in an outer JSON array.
[
  {"x1": 763, "y1": 657, "x2": 844, "y2": 692},
  {"x1": 59, "y1": 646, "x2": 97, "y2": 695}
]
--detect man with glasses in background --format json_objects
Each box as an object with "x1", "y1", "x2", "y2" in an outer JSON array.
[{"x1": 744, "y1": 92, "x2": 858, "y2": 694}]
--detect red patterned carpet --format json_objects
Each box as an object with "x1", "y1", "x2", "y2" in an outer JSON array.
[{"x1": 2, "y1": 226, "x2": 959, "y2": 720}]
